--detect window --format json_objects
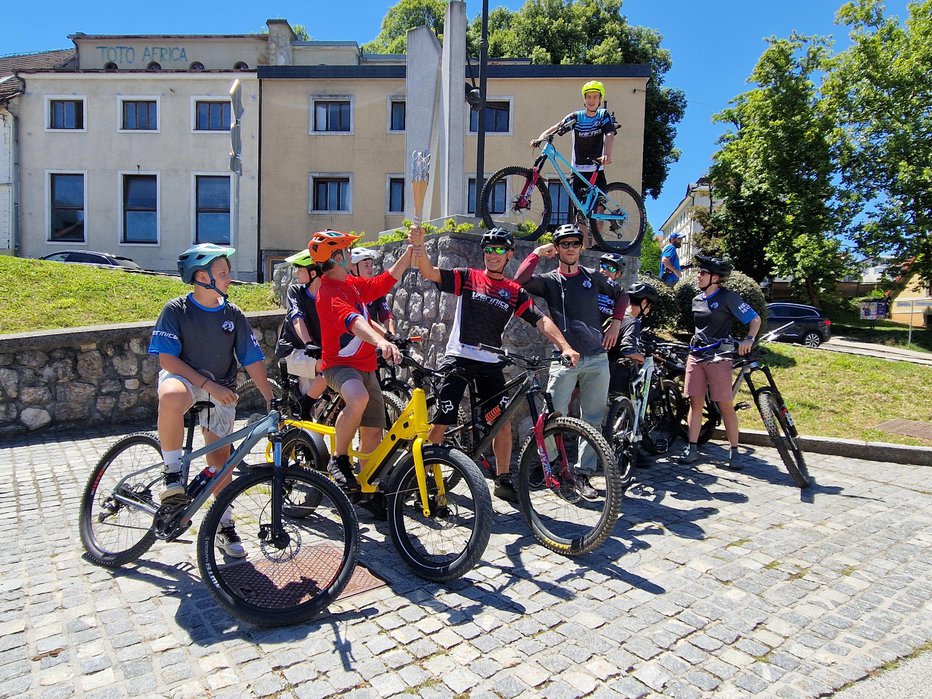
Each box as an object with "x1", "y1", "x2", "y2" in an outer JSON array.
[
  {"x1": 388, "y1": 177, "x2": 405, "y2": 213},
  {"x1": 196, "y1": 176, "x2": 231, "y2": 244},
  {"x1": 121, "y1": 100, "x2": 157, "y2": 131},
  {"x1": 49, "y1": 99, "x2": 84, "y2": 130},
  {"x1": 312, "y1": 99, "x2": 351, "y2": 133},
  {"x1": 389, "y1": 99, "x2": 406, "y2": 132},
  {"x1": 49, "y1": 173, "x2": 85, "y2": 242},
  {"x1": 195, "y1": 100, "x2": 231, "y2": 131},
  {"x1": 122, "y1": 174, "x2": 158, "y2": 243},
  {"x1": 469, "y1": 100, "x2": 510, "y2": 133},
  {"x1": 311, "y1": 176, "x2": 351, "y2": 212},
  {"x1": 467, "y1": 177, "x2": 505, "y2": 215},
  {"x1": 549, "y1": 181, "x2": 572, "y2": 225}
]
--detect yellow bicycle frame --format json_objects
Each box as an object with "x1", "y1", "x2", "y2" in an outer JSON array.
[{"x1": 276, "y1": 387, "x2": 443, "y2": 517}]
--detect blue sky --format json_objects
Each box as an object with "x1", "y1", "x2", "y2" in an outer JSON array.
[{"x1": 1, "y1": 0, "x2": 911, "y2": 231}]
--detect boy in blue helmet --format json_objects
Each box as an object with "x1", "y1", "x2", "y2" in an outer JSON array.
[{"x1": 148, "y1": 243, "x2": 274, "y2": 557}]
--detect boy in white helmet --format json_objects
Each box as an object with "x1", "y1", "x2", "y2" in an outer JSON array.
[{"x1": 350, "y1": 247, "x2": 397, "y2": 336}]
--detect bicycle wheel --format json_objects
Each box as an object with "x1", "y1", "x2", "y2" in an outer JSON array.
[
  {"x1": 756, "y1": 389, "x2": 811, "y2": 488},
  {"x1": 604, "y1": 396, "x2": 638, "y2": 474},
  {"x1": 516, "y1": 416, "x2": 622, "y2": 556},
  {"x1": 197, "y1": 468, "x2": 359, "y2": 627},
  {"x1": 386, "y1": 446, "x2": 492, "y2": 581},
  {"x1": 79, "y1": 433, "x2": 160, "y2": 567},
  {"x1": 589, "y1": 182, "x2": 646, "y2": 255},
  {"x1": 479, "y1": 166, "x2": 552, "y2": 240},
  {"x1": 235, "y1": 377, "x2": 282, "y2": 424},
  {"x1": 641, "y1": 380, "x2": 680, "y2": 455},
  {"x1": 279, "y1": 429, "x2": 329, "y2": 516}
]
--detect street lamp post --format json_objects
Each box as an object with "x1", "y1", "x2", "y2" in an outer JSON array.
[{"x1": 474, "y1": 0, "x2": 489, "y2": 199}]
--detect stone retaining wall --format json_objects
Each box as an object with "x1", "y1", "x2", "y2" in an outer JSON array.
[{"x1": 0, "y1": 232, "x2": 638, "y2": 434}]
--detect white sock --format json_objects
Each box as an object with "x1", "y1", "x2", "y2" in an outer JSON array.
[
  {"x1": 220, "y1": 506, "x2": 234, "y2": 528},
  {"x1": 162, "y1": 449, "x2": 183, "y2": 472}
]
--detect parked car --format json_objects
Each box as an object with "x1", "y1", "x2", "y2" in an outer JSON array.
[
  {"x1": 765, "y1": 302, "x2": 832, "y2": 348},
  {"x1": 40, "y1": 250, "x2": 141, "y2": 269}
]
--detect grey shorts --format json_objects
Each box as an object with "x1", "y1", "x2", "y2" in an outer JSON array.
[
  {"x1": 158, "y1": 371, "x2": 236, "y2": 437},
  {"x1": 322, "y1": 366, "x2": 387, "y2": 429}
]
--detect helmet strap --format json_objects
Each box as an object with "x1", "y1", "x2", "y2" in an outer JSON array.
[{"x1": 194, "y1": 268, "x2": 228, "y2": 300}]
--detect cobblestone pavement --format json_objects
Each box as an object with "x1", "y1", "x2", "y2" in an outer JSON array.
[{"x1": 2, "y1": 426, "x2": 931, "y2": 699}]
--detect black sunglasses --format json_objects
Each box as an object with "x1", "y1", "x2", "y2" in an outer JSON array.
[{"x1": 558, "y1": 241, "x2": 582, "y2": 249}]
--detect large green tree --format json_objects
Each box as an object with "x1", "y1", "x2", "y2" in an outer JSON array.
[
  {"x1": 363, "y1": 0, "x2": 685, "y2": 199},
  {"x1": 822, "y1": 0, "x2": 932, "y2": 286},
  {"x1": 708, "y1": 34, "x2": 852, "y2": 305}
]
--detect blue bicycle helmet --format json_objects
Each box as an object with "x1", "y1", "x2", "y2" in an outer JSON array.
[{"x1": 178, "y1": 244, "x2": 235, "y2": 298}]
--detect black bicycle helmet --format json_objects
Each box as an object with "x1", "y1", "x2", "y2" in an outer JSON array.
[
  {"x1": 481, "y1": 227, "x2": 515, "y2": 250},
  {"x1": 553, "y1": 223, "x2": 584, "y2": 244},
  {"x1": 627, "y1": 281, "x2": 660, "y2": 304},
  {"x1": 694, "y1": 254, "x2": 733, "y2": 278},
  {"x1": 600, "y1": 252, "x2": 624, "y2": 267}
]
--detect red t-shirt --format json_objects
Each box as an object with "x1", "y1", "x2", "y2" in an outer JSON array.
[{"x1": 317, "y1": 271, "x2": 397, "y2": 371}]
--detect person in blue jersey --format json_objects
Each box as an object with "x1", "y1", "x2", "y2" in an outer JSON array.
[
  {"x1": 677, "y1": 255, "x2": 761, "y2": 471},
  {"x1": 660, "y1": 232, "x2": 686, "y2": 287},
  {"x1": 149, "y1": 244, "x2": 274, "y2": 558},
  {"x1": 532, "y1": 79, "x2": 617, "y2": 248}
]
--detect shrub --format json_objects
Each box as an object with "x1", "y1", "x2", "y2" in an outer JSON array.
[
  {"x1": 373, "y1": 218, "x2": 475, "y2": 246},
  {"x1": 672, "y1": 269, "x2": 768, "y2": 338},
  {"x1": 637, "y1": 274, "x2": 678, "y2": 333}
]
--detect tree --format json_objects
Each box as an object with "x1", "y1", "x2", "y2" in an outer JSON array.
[
  {"x1": 822, "y1": 0, "x2": 932, "y2": 286},
  {"x1": 708, "y1": 34, "x2": 853, "y2": 305},
  {"x1": 639, "y1": 221, "x2": 661, "y2": 280},
  {"x1": 363, "y1": 0, "x2": 446, "y2": 54}
]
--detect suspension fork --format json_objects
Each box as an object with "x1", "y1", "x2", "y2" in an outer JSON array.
[
  {"x1": 516, "y1": 154, "x2": 548, "y2": 205},
  {"x1": 268, "y1": 430, "x2": 290, "y2": 548},
  {"x1": 528, "y1": 392, "x2": 570, "y2": 489}
]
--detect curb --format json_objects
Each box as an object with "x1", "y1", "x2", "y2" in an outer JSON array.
[{"x1": 713, "y1": 428, "x2": 932, "y2": 467}]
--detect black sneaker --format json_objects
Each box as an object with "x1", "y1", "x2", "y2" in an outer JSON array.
[
  {"x1": 675, "y1": 446, "x2": 699, "y2": 465},
  {"x1": 159, "y1": 471, "x2": 185, "y2": 502},
  {"x1": 493, "y1": 475, "x2": 519, "y2": 503},
  {"x1": 726, "y1": 449, "x2": 746, "y2": 471},
  {"x1": 327, "y1": 455, "x2": 359, "y2": 492},
  {"x1": 576, "y1": 475, "x2": 599, "y2": 501}
]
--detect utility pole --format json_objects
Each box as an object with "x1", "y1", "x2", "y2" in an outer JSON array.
[{"x1": 474, "y1": 0, "x2": 489, "y2": 200}]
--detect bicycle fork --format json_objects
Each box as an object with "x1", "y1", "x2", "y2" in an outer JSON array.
[{"x1": 261, "y1": 431, "x2": 291, "y2": 550}]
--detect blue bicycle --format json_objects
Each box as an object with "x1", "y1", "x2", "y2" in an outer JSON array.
[{"x1": 478, "y1": 132, "x2": 646, "y2": 253}]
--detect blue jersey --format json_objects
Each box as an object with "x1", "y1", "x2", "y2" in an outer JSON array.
[
  {"x1": 660, "y1": 244, "x2": 681, "y2": 284},
  {"x1": 560, "y1": 109, "x2": 617, "y2": 172}
]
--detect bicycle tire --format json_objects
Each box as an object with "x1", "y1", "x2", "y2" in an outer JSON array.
[
  {"x1": 756, "y1": 389, "x2": 811, "y2": 488},
  {"x1": 386, "y1": 446, "x2": 492, "y2": 581},
  {"x1": 589, "y1": 182, "x2": 646, "y2": 255},
  {"x1": 604, "y1": 396, "x2": 638, "y2": 474},
  {"x1": 641, "y1": 379, "x2": 681, "y2": 455},
  {"x1": 516, "y1": 416, "x2": 622, "y2": 556},
  {"x1": 479, "y1": 165, "x2": 552, "y2": 240},
  {"x1": 235, "y1": 377, "x2": 283, "y2": 424},
  {"x1": 79, "y1": 433, "x2": 160, "y2": 567},
  {"x1": 197, "y1": 467, "x2": 359, "y2": 627}
]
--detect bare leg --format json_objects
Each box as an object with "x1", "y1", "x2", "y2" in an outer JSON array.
[
  {"x1": 718, "y1": 401, "x2": 740, "y2": 449},
  {"x1": 157, "y1": 379, "x2": 193, "y2": 452},
  {"x1": 686, "y1": 394, "x2": 705, "y2": 444},
  {"x1": 492, "y1": 422, "x2": 512, "y2": 476}
]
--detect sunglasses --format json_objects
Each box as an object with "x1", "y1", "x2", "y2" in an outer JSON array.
[
  {"x1": 600, "y1": 262, "x2": 619, "y2": 272},
  {"x1": 483, "y1": 245, "x2": 509, "y2": 255},
  {"x1": 698, "y1": 269, "x2": 711, "y2": 277},
  {"x1": 558, "y1": 241, "x2": 582, "y2": 249}
]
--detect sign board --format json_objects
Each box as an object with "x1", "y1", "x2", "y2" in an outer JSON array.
[
  {"x1": 893, "y1": 298, "x2": 932, "y2": 310},
  {"x1": 859, "y1": 300, "x2": 887, "y2": 320}
]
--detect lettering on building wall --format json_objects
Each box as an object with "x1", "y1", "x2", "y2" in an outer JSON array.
[{"x1": 96, "y1": 46, "x2": 189, "y2": 65}]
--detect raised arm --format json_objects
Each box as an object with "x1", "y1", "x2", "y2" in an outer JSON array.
[
  {"x1": 407, "y1": 225, "x2": 441, "y2": 283},
  {"x1": 387, "y1": 244, "x2": 414, "y2": 280}
]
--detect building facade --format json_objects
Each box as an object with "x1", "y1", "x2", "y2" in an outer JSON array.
[{"x1": 659, "y1": 176, "x2": 720, "y2": 264}]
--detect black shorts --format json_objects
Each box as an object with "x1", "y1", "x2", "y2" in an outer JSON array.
[
  {"x1": 432, "y1": 357, "x2": 506, "y2": 425},
  {"x1": 572, "y1": 170, "x2": 608, "y2": 212}
]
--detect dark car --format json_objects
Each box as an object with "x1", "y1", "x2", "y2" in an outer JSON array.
[
  {"x1": 40, "y1": 250, "x2": 141, "y2": 269},
  {"x1": 766, "y1": 302, "x2": 832, "y2": 348}
]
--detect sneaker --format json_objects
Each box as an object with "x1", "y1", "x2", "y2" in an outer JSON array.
[
  {"x1": 575, "y1": 475, "x2": 599, "y2": 501},
  {"x1": 726, "y1": 449, "x2": 745, "y2": 471},
  {"x1": 159, "y1": 471, "x2": 185, "y2": 502},
  {"x1": 216, "y1": 525, "x2": 247, "y2": 558},
  {"x1": 327, "y1": 455, "x2": 359, "y2": 492},
  {"x1": 675, "y1": 446, "x2": 699, "y2": 465},
  {"x1": 493, "y1": 475, "x2": 519, "y2": 504}
]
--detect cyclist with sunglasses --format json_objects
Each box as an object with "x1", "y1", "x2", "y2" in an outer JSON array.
[
  {"x1": 677, "y1": 255, "x2": 761, "y2": 470},
  {"x1": 515, "y1": 224, "x2": 627, "y2": 499},
  {"x1": 408, "y1": 226, "x2": 578, "y2": 503}
]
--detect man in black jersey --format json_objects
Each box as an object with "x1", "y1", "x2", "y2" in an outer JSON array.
[{"x1": 409, "y1": 226, "x2": 578, "y2": 503}]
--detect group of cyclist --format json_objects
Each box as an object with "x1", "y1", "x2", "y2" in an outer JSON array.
[{"x1": 146, "y1": 79, "x2": 761, "y2": 558}]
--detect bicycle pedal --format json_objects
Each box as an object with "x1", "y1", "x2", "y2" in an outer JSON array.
[{"x1": 735, "y1": 401, "x2": 751, "y2": 411}]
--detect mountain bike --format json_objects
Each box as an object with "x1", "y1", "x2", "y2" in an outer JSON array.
[
  {"x1": 270, "y1": 352, "x2": 493, "y2": 582},
  {"x1": 683, "y1": 324, "x2": 811, "y2": 488},
  {"x1": 441, "y1": 344, "x2": 622, "y2": 556},
  {"x1": 478, "y1": 132, "x2": 646, "y2": 253},
  {"x1": 79, "y1": 400, "x2": 359, "y2": 627}
]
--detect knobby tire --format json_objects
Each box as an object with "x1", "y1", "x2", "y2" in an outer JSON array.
[
  {"x1": 479, "y1": 166, "x2": 552, "y2": 240},
  {"x1": 589, "y1": 182, "x2": 646, "y2": 255},
  {"x1": 756, "y1": 390, "x2": 811, "y2": 488}
]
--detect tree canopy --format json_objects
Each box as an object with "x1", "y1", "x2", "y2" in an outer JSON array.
[{"x1": 363, "y1": 0, "x2": 446, "y2": 54}]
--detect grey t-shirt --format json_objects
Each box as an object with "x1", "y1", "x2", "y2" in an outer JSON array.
[
  {"x1": 690, "y1": 287, "x2": 759, "y2": 350},
  {"x1": 149, "y1": 294, "x2": 265, "y2": 388}
]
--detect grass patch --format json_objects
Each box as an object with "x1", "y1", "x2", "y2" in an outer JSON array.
[
  {"x1": 726, "y1": 538, "x2": 752, "y2": 548},
  {"x1": 840, "y1": 566, "x2": 857, "y2": 576},
  {"x1": 0, "y1": 256, "x2": 277, "y2": 334},
  {"x1": 763, "y1": 560, "x2": 781, "y2": 570},
  {"x1": 835, "y1": 640, "x2": 932, "y2": 692},
  {"x1": 787, "y1": 567, "x2": 810, "y2": 581},
  {"x1": 734, "y1": 344, "x2": 932, "y2": 447},
  {"x1": 827, "y1": 304, "x2": 932, "y2": 353}
]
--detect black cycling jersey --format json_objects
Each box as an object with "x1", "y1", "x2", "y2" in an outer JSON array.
[
  {"x1": 275, "y1": 283, "x2": 321, "y2": 360},
  {"x1": 690, "y1": 287, "x2": 759, "y2": 351}
]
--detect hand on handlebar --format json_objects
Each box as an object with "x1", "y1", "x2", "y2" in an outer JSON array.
[
  {"x1": 738, "y1": 338, "x2": 755, "y2": 356},
  {"x1": 562, "y1": 349, "x2": 580, "y2": 367},
  {"x1": 376, "y1": 339, "x2": 401, "y2": 366}
]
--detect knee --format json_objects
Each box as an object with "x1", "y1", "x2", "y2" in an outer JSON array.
[{"x1": 158, "y1": 387, "x2": 191, "y2": 415}]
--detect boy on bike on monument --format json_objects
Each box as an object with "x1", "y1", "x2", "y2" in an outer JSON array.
[
  {"x1": 274, "y1": 248, "x2": 328, "y2": 418},
  {"x1": 531, "y1": 79, "x2": 617, "y2": 248},
  {"x1": 350, "y1": 247, "x2": 397, "y2": 337},
  {"x1": 150, "y1": 243, "x2": 275, "y2": 558},
  {"x1": 515, "y1": 224, "x2": 626, "y2": 499},
  {"x1": 408, "y1": 226, "x2": 579, "y2": 503},
  {"x1": 311, "y1": 230, "x2": 414, "y2": 491},
  {"x1": 677, "y1": 255, "x2": 761, "y2": 471},
  {"x1": 598, "y1": 252, "x2": 629, "y2": 394}
]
